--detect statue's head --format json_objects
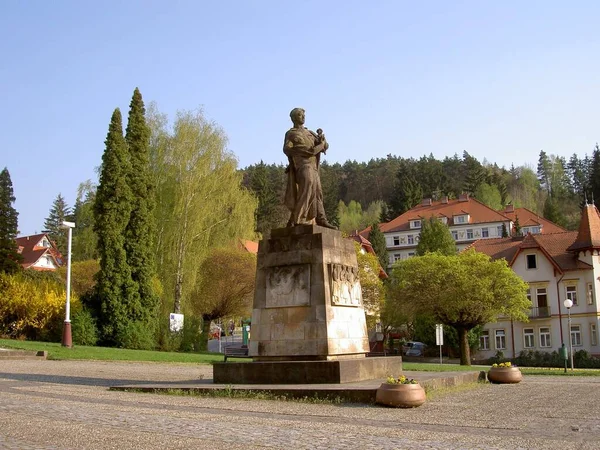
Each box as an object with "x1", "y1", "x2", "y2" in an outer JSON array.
[{"x1": 290, "y1": 107, "x2": 305, "y2": 126}]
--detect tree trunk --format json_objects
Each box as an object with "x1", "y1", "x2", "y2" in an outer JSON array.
[
  {"x1": 199, "y1": 315, "x2": 212, "y2": 352},
  {"x1": 458, "y1": 326, "x2": 471, "y2": 366}
]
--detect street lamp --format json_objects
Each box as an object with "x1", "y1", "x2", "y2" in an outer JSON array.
[
  {"x1": 563, "y1": 298, "x2": 574, "y2": 371},
  {"x1": 61, "y1": 221, "x2": 75, "y2": 348}
]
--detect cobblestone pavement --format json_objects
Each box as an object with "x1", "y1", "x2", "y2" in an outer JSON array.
[{"x1": 1, "y1": 360, "x2": 599, "y2": 449}]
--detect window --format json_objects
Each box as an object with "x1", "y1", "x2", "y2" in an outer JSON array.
[
  {"x1": 411, "y1": 220, "x2": 421, "y2": 229},
  {"x1": 482, "y1": 227, "x2": 489, "y2": 238},
  {"x1": 480, "y1": 331, "x2": 489, "y2": 350},
  {"x1": 408, "y1": 252, "x2": 415, "y2": 257},
  {"x1": 466, "y1": 229, "x2": 474, "y2": 239},
  {"x1": 439, "y1": 217, "x2": 448, "y2": 225},
  {"x1": 455, "y1": 215, "x2": 466, "y2": 224},
  {"x1": 523, "y1": 328, "x2": 535, "y2": 348},
  {"x1": 497, "y1": 225, "x2": 503, "y2": 237},
  {"x1": 539, "y1": 327, "x2": 551, "y2": 347},
  {"x1": 587, "y1": 283, "x2": 594, "y2": 305},
  {"x1": 393, "y1": 236, "x2": 399, "y2": 246},
  {"x1": 566, "y1": 285, "x2": 578, "y2": 306},
  {"x1": 526, "y1": 288, "x2": 532, "y2": 303},
  {"x1": 526, "y1": 254, "x2": 537, "y2": 269},
  {"x1": 407, "y1": 235, "x2": 414, "y2": 245},
  {"x1": 495, "y1": 330, "x2": 506, "y2": 350},
  {"x1": 571, "y1": 325, "x2": 582, "y2": 347},
  {"x1": 393, "y1": 254, "x2": 401, "y2": 262},
  {"x1": 452, "y1": 231, "x2": 458, "y2": 240},
  {"x1": 536, "y1": 288, "x2": 547, "y2": 307},
  {"x1": 591, "y1": 324, "x2": 598, "y2": 346}
]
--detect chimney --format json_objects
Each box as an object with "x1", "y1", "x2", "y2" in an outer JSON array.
[
  {"x1": 505, "y1": 204, "x2": 514, "y2": 213},
  {"x1": 458, "y1": 193, "x2": 469, "y2": 202},
  {"x1": 441, "y1": 196, "x2": 448, "y2": 204},
  {"x1": 422, "y1": 198, "x2": 432, "y2": 206}
]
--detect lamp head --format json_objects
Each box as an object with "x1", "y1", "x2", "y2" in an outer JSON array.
[
  {"x1": 564, "y1": 299, "x2": 573, "y2": 309},
  {"x1": 61, "y1": 221, "x2": 75, "y2": 229}
]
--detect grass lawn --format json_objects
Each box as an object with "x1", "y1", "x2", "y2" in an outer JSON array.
[{"x1": 0, "y1": 338, "x2": 223, "y2": 364}]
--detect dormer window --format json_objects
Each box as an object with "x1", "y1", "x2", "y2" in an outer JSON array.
[
  {"x1": 439, "y1": 217, "x2": 448, "y2": 225},
  {"x1": 410, "y1": 220, "x2": 422, "y2": 229},
  {"x1": 454, "y1": 214, "x2": 468, "y2": 224}
]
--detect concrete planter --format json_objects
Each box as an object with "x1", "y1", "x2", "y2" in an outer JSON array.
[
  {"x1": 375, "y1": 383, "x2": 426, "y2": 408},
  {"x1": 488, "y1": 367, "x2": 523, "y2": 384}
]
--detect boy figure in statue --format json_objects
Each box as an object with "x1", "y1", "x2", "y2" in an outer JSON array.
[{"x1": 283, "y1": 107, "x2": 336, "y2": 229}]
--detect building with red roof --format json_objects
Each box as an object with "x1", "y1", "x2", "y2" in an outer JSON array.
[
  {"x1": 470, "y1": 204, "x2": 600, "y2": 359},
  {"x1": 15, "y1": 233, "x2": 64, "y2": 271}
]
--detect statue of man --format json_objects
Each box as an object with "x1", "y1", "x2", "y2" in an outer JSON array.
[{"x1": 283, "y1": 108, "x2": 336, "y2": 229}]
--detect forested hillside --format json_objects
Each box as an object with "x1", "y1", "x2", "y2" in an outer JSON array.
[{"x1": 242, "y1": 147, "x2": 600, "y2": 236}]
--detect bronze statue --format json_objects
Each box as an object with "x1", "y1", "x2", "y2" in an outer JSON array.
[{"x1": 283, "y1": 108, "x2": 336, "y2": 229}]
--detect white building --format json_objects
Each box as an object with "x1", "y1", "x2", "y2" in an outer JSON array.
[
  {"x1": 362, "y1": 194, "x2": 565, "y2": 267},
  {"x1": 471, "y1": 204, "x2": 600, "y2": 359}
]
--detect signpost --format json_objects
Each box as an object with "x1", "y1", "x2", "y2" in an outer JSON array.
[{"x1": 435, "y1": 324, "x2": 444, "y2": 365}]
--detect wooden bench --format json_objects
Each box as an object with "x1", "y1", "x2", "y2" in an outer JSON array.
[{"x1": 223, "y1": 345, "x2": 250, "y2": 362}]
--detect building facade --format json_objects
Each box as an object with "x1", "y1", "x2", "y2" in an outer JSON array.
[{"x1": 471, "y1": 204, "x2": 600, "y2": 359}]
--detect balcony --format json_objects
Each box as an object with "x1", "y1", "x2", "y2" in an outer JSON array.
[{"x1": 529, "y1": 306, "x2": 551, "y2": 319}]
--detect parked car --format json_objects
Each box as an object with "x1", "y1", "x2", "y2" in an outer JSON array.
[{"x1": 403, "y1": 341, "x2": 427, "y2": 356}]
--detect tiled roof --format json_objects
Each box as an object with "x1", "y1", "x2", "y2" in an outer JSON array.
[
  {"x1": 566, "y1": 204, "x2": 600, "y2": 252},
  {"x1": 379, "y1": 197, "x2": 509, "y2": 234},
  {"x1": 469, "y1": 231, "x2": 591, "y2": 272},
  {"x1": 239, "y1": 240, "x2": 259, "y2": 254},
  {"x1": 15, "y1": 233, "x2": 62, "y2": 270},
  {"x1": 502, "y1": 206, "x2": 566, "y2": 234}
]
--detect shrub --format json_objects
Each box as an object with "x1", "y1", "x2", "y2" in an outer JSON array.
[
  {"x1": 72, "y1": 308, "x2": 98, "y2": 346},
  {"x1": 180, "y1": 316, "x2": 203, "y2": 352},
  {"x1": 117, "y1": 321, "x2": 156, "y2": 350},
  {"x1": 0, "y1": 271, "x2": 80, "y2": 340}
]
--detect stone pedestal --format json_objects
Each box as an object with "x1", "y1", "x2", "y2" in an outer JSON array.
[
  {"x1": 213, "y1": 225, "x2": 403, "y2": 384},
  {"x1": 250, "y1": 224, "x2": 369, "y2": 360}
]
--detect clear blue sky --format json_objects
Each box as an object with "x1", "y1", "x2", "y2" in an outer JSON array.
[{"x1": 2, "y1": 1, "x2": 599, "y2": 236}]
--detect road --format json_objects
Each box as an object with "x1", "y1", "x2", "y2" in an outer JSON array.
[{"x1": 1, "y1": 360, "x2": 599, "y2": 449}]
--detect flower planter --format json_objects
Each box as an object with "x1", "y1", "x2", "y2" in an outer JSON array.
[
  {"x1": 375, "y1": 383, "x2": 426, "y2": 408},
  {"x1": 488, "y1": 367, "x2": 522, "y2": 384}
]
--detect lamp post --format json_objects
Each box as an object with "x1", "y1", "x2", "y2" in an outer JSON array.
[
  {"x1": 563, "y1": 298, "x2": 574, "y2": 371},
  {"x1": 61, "y1": 221, "x2": 75, "y2": 348}
]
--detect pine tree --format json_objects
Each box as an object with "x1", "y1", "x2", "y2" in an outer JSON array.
[
  {"x1": 368, "y1": 222, "x2": 389, "y2": 272},
  {"x1": 93, "y1": 108, "x2": 137, "y2": 345},
  {"x1": 124, "y1": 88, "x2": 158, "y2": 328},
  {"x1": 415, "y1": 216, "x2": 456, "y2": 256},
  {"x1": 589, "y1": 144, "x2": 600, "y2": 205},
  {"x1": 0, "y1": 168, "x2": 21, "y2": 273},
  {"x1": 43, "y1": 193, "x2": 71, "y2": 256}
]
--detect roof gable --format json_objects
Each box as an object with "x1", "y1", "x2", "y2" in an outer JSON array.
[{"x1": 567, "y1": 204, "x2": 600, "y2": 252}]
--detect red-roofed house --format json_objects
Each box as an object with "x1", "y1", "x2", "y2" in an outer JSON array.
[
  {"x1": 16, "y1": 233, "x2": 64, "y2": 271},
  {"x1": 361, "y1": 194, "x2": 512, "y2": 267},
  {"x1": 470, "y1": 204, "x2": 600, "y2": 359},
  {"x1": 501, "y1": 204, "x2": 567, "y2": 235}
]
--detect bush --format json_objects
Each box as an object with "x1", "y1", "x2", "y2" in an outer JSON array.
[
  {"x1": 180, "y1": 316, "x2": 203, "y2": 352},
  {"x1": 117, "y1": 321, "x2": 156, "y2": 350},
  {"x1": 72, "y1": 308, "x2": 98, "y2": 346},
  {"x1": 0, "y1": 271, "x2": 80, "y2": 340}
]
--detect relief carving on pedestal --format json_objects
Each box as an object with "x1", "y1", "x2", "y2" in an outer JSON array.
[
  {"x1": 328, "y1": 264, "x2": 362, "y2": 307},
  {"x1": 265, "y1": 264, "x2": 310, "y2": 308}
]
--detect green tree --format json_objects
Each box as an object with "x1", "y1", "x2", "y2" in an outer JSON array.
[
  {"x1": 319, "y1": 161, "x2": 341, "y2": 228},
  {"x1": 148, "y1": 108, "x2": 257, "y2": 315},
  {"x1": 124, "y1": 88, "x2": 159, "y2": 331},
  {"x1": 355, "y1": 242, "x2": 385, "y2": 331},
  {"x1": 543, "y1": 196, "x2": 566, "y2": 227},
  {"x1": 189, "y1": 247, "x2": 256, "y2": 351},
  {"x1": 246, "y1": 161, "x2": 287, "y2": 236},
  {"x1": 368, "y1": 222, "x2": 388, "y2": 272},
  {"x1": 43, "y1": 193, "x2": 71, "y2": 256},
  {"x1": 474, "y1": 183, "x2": 502, "y2": 210},
  {"x1": 72, "y1": 180, "x2": 98, "y2": 262},
  {"x1": 0, "y1": 168, "x2": 21, "y2": 274},
  {"x1": 387, "y1": 250, "x2": 529, "y2": 365},
  {"x1": 93, "y1": 108, "x2": 137, "y2": 346},
  {"x1": 589, "y1": 144, "x2": 600, "y2": 206},
  {"x1": 513, "y1": 215, "x2": 521, "y2": 236},
  {"x1": 415, "y1": 216, "x2": 456, "y2": 256}
]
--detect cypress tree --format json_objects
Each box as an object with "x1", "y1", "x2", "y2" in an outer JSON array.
[
  {"x1": 43, "y1": 193, "x2": 71, "y2": 256},
  {"x1": 93, "y1": 108, "x2": 137, "y2": 345},
  {"x1": 368, "y1": 222, "x2": 389, "y2": 272},
  {"x1": 124, "y1": 88, "x2": 158, "y2": 327},
  {"x1": 0, "y1": 168, "x2": 22, "y2": 273}
]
